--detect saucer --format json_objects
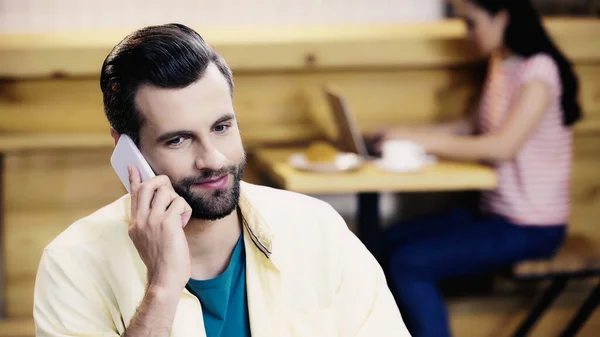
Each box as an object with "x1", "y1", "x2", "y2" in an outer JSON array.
[
  {"x1": 288, "y1": 152, "x2": 364, "y2": 173},
  {"x1": 373, "y1": 155, "x2": 437, "y2": 172}
]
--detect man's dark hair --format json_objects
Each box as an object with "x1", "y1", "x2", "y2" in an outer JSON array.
[{"x1": 100, "y1": 23, "x2": 234, "y2": 144}]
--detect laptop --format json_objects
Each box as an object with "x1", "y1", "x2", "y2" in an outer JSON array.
[{"x1": 323, "y1": 84, "x2": 380, "y2": 159}]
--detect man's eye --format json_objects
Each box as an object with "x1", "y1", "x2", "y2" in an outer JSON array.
[
  {"x1": 167, "y1": 137, "x2": 184, "y2": 146},
  {"x1": 214, "y1": 124, "x2": 230, "y2": 133}
]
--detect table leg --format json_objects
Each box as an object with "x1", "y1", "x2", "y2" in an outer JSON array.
[{"x1": 357, "y1": 193, "x2": 382, "y2": 259}]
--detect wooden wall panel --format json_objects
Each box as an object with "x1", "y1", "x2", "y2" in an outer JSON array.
[
  {"x1": 0, "y1": 67, "x2": 483, "y2": 151},
  {"x1": 577, "y1": 65, "x2": 600, "y2": 126},
  {"x1": 3, "y1": 150, "x2": 124, "y2": 317},
  {"x1": 4, "y1": 149, "x2": 124, "y2": 211},
  {"x1": 570, "y1": 134, "x2": 600, "y2": 240},
  {"x1": 0, "y1": 78, "x2": 108, "y2": 133},
  {"x1": 1, "y1": 64, "x2": 598, "y2": 145}
]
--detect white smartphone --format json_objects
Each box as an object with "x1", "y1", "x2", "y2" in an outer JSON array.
[{"x1": 110, "y1": 134, "x2": 156, "y2": 193}]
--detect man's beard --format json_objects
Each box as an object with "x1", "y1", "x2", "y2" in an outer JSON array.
[{"x1": 172, "y1": 158, "x2": 246, "y2": 221}]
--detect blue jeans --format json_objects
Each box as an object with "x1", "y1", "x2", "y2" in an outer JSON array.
[{"x1": 384, "y1": 208, "x2": 565, "y2": 337}]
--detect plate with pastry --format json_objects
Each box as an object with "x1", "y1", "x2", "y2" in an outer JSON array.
[{"x1": 289, "y1": 141, "x2": 364, "y2": 173}]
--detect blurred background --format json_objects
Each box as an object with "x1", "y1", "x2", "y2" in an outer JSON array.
[
  {"x1": 0, "y1": 0, "x2": 598, "y2": 32},
  {"x1": 0, "y1": 1, "x2": 599, "y2": 336}
]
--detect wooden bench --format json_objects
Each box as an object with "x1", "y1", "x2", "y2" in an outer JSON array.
[{"x1": 511, "y1": 234, "x2": 600, "y2": 337}]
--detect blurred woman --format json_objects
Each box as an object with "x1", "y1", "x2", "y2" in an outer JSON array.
[{"x1": 372, "y1": 1, "x2": 581, "y2": 336}]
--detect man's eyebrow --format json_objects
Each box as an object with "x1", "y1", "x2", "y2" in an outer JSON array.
[
  {"x1": 156, "y1": 130, "x2": 195, "y2": 143},
  {"x1": 213, "y1": 113, "x2": 235, "y2": 127}
]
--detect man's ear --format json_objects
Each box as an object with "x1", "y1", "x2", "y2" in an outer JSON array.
[{"x1": 110, "y1": 128, "x2": 120, "y2": 146}]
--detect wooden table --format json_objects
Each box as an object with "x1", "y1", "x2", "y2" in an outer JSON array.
[{"x1": 253, "y1": 148, "x2": 498, "y2": 256}]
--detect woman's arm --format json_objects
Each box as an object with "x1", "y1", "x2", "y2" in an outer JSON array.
[
  {"x1": 407, "y1": 79, "x2": 553, "y2": 162},
  {"x1": 366, "y1": 116, "x2": 474, "y2": 153},
  {"x1": 410, "y1": 117, "x2": 474, "y2": 136}
]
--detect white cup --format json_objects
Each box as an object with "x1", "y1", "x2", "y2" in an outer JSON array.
[{"x1": 380, "y1": 140, "x2": 428, "y2": 171}]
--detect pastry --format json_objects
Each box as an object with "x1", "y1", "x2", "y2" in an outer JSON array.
[{"x1": 304, "y1": 141, "x2": 338, "y2": 163}]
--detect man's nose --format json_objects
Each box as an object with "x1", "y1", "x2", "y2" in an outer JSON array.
[{"x1": 194, "y1": 142, "x2": 226, "y2": 172}]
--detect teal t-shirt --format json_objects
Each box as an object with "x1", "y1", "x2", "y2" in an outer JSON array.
[{"x1": 186, "y1": 235, "x2": 251, "y2": 337}]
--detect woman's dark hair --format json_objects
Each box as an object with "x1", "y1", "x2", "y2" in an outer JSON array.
[{"x1": 471, "y1": 0, "x2": 581, "y2": 126}]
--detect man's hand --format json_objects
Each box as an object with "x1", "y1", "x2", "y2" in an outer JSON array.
[
  {"x1": 128, "y1": 165, "x2": 193, "y2": 293},
  {"x1": 120, "y1": 167, "x2": 193, "y2": 337}
]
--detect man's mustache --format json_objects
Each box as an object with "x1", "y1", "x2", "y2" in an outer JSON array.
[{"x1": 179, "y1": 165, "x2": 239, "y2": 185}]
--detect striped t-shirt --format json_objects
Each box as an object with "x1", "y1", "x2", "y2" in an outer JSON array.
[{"x1": 478, "y1": 53, "x2": 572, "y2": 226}]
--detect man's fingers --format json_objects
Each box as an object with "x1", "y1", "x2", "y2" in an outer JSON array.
[
  {"x1": 148, "y1": 186, "x2": 177, "y2": 221},
  {"x1": 134, "y1": 175, "x2": 172, "y2": 225},
  {"x1": 165, "y1": 197, "x2": 192, "y2": 228},
  {"x1": 129, "y1": 165, "x2": 142, "y2": 221}
]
